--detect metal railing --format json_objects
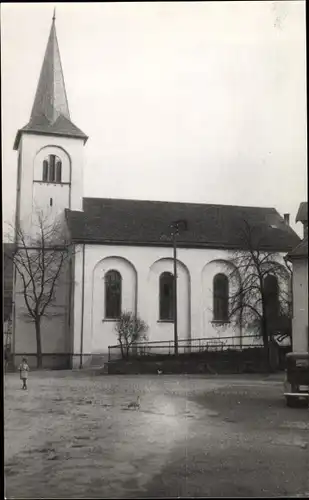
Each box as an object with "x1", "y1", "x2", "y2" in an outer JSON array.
[{"x1": 108, "y1": 334, "x2": 264, "y2": 361}]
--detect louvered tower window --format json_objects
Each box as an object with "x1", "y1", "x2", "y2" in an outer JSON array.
[{"x1": 42, "y1": 155, "x2": 62, "y2": 183}]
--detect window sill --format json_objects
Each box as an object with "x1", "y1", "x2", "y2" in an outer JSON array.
[
  {"x1": 102, "y1": 318, "x2": 119, "y2": 322},
  {"x1": 157, "y1": 320, "x2": 174, "y2": 324},
  {"x1": 33, "y1": 180, "x2": 70, "y2": 185},
  {"x1": 211, "y1": 320, "x2": 230, "y2": 325}
]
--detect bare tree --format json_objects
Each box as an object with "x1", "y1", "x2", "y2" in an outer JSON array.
[
  {"x1": 5, "y1": 210, "x2": 74, "y2": 368},
  {"x1": 115, "y1": 311, "x2": 148, "y2": 359},
  {"x1": 226, "y1": 220, "x2": 292, "y2": 370}
]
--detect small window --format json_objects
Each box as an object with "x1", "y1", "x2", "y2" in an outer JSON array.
[
  {"x1": 105, "y1": 270, "x2": 122, "y2": 319},
  {"x1": 159, "y1": 272, "x2": 174, "y2": 321},
  {"x1": 213, "y1": 273, "x2": 229, "y2": 322},
  {"x1": 42, "y1": 155, "x2": 62, "y2": 183}
]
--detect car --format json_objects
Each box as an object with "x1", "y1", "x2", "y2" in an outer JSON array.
[{"x1": 284, "y1": 352, "x2": 309, "y2": 407}]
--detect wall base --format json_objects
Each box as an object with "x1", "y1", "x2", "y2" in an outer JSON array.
[{"x1": 107, "y1": 348, "x2": 275, "y2": 375}]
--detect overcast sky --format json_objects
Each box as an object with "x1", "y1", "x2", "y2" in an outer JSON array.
[{"x1": 1, "y1": 1, "x2": 307, "y2": 236}]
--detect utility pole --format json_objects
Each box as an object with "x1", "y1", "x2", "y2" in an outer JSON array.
[
  {"x1": 170, "y1": 219, "x2": 187, "y2": 356},
  {"x1": 172, "y1": 227, "x2": 178, "y2": 355}
]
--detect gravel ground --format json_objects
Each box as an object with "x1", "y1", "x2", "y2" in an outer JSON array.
[{"x1": 4, "y1": 371, "x2": 309, "y2": 498}]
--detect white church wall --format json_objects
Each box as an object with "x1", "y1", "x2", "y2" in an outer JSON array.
[
  {"x1": 75, "y1": 244, "x2": 250, "y2": 358},
  {"x1": 16, "y1": 133, "x2": 84, "y2": 236},
  {"x1": 32, "y1": 183, "x2": 70, "y2": 217}
]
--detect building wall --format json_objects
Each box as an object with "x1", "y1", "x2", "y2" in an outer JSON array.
[
  {"x1": 72, "y1": 243, "x2": 288, "y2": 362},
  {"x1": 292, "y1": 259, "x2": 308, "y2": 352},
  {"x1": 13, "y1": 257, "x2": 70, "y2": 358},
  {"x1": 16, "y1": 133, "x2": 85, "y2": 236}
]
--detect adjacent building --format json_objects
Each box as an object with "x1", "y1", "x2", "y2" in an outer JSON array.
[{"x1": 286, "y1": 202, "x2": 308, "y2": 353}]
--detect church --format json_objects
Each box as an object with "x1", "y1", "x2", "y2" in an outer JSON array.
[{"x1": 11, "y1": 15, "x2": 300, "y2": 369}]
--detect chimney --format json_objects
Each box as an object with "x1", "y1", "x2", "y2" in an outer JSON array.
[{"x1": 283, "y1": 213, "x2": 290, "y2": 225}]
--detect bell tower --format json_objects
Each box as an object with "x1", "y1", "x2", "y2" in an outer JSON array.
[
  {"x1": 11, "y1": 10, "x2": 88, "y2": 369},
  {"x1": 13, "y1": 10, "x2": 88, "y2": 234}
]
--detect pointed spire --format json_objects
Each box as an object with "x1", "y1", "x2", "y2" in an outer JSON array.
[
  {"x1": 30, "y1": 13, "x2": 70, "y2": 124},
  {"x1": 13, "y1": 12, "x2": 88, "y2": 150}
]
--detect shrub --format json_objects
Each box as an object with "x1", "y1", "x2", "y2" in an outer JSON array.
[{"x1": 115, "y1": 311, "x2": 148, "y2": 359}]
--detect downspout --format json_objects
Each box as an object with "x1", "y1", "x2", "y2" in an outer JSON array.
[
  {"x1": 173, "y1": 232, "x2": 178, "y2": 355},
  {"x1": 79, "y1": 244, "x2": 85, "y2": 369},
  {"x1": 133, "y1": 270, "x2": 138, "y2": 358},
  {"x1": 68, "y1": 245, "x2": 75, "y2": 368},
  {"x1": 238, "y1": 282, "x2": 244, "y2": 350},
  {"x1": 134, "y1": 271, "x2": 138, "y2": 317},
  {"x1": 11, "y1": 264, "x2": 17, "y2": 369}
]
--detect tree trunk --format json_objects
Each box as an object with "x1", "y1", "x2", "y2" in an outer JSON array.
[
  {"x1": 35, "y1": 318, "x2": 42, "y2": 369},
  {"x1": 119, "y1": 340, "x2": 125, "y2": 359}
]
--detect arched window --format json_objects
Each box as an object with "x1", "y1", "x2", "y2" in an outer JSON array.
[
  {"x1": 105, "y1": 270, "x2": 122, "y2": 319},
  {"x1": 56, "y1": 160, "x2": 62, "y2": 183},
  {"x1": 213, "y1": 273, "x2": 229, "y2": 322},
  {"x1": 42, "y1": 155, "x2": 62, "y2": 183},
  {"x1": 264, "y1": 274, "x2": 279, "y2": 321},
  {"x1": 42, "y1": 160, "x2": 48, "y2": 182},
  {"x1": 159, "y1": 272, "x2": 174, "y2": 321},
  {"x1": 49, "y1": 154, "x2": 56, "y2": 182}
]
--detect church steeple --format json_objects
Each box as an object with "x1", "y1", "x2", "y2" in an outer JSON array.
[
  {"x1": 30, "y1": 11, "x2": 70, "y2": 124},
  {"x1": 13, "y1": 11, "x2": 87, "y2": 150}
]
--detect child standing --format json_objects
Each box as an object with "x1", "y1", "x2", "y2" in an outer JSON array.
[{"x1": 19, "y1": 357, "x2": 30, "y2": 390}]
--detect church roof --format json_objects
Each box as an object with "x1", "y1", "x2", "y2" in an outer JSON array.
[
  {"x1": 65, "y1": 197, "x2": 300, "y2": 251},
  {"x1": 14, "y1": 13, "x2": 87, "y2": 150},
  {"x1": 286, "y1": 237, "x2": 308, "y2": 261},
  {"x1": 295, "y1": 202, "x2": 308, "y2": 224}
]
